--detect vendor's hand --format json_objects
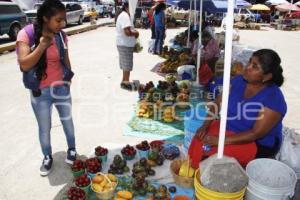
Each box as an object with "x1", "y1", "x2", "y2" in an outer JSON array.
[
  {"x1": 134, "y1": 31, "x2": 139, "y2": 38},
  {"x1": 195, "y1": 125, "x2": 208, "y2": 141},
  {"x1": 203, "y1": 135, "x2": 219, "y2": 146}
]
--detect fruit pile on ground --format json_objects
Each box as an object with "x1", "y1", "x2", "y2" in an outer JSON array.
[
  {"x1": 147, "y1": 185, "x2": 171, "y2": 200},
  {"x1": 71, "y1": 160, "x2": 85, "y2": 172},
  {"x1": 75, "y1": 174, "x2": 91, "y2": 188},
  {"x1": 132, "y1": 158, "x2": 156, "y2": 178},
  {"x1": 115, "y1": 190, "x2": 133, "y2": 200},
  {"x1": 91, "y1": 173, "x2": 118, "y2": 193},
  {"x1": 108, "y1": 155, "x2": 129, "y2": 175},
  {"x1": 67, "y1": 187, "x2": 86, "y2": 200},
  {"x1": 147, "y1": 148, "x2": 165, "y2": 167},
  {"x1": 163, "y1": 107, "x2": 175, "y2": 123},
  {"x1": 86, "y1": 157, "x2": 102, "y2": 174}
]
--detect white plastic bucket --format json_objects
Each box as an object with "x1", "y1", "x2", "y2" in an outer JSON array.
[{"x1": 245, "y1": 158, "x2": 297, "y2": 200}]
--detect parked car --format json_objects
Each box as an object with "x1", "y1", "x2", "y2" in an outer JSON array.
[
  {"x1": 234, "y1": 8, "x2": 261, "y2": 23},
  {"x1": 25, "y1": 2, "x2": 84, "y2": 25},
  {"x1": 0, "y1": 1, "x2": 27, "y2": 40},
  {"x1": 77, "y1": 0, "x2": 99, "y2": 20}
]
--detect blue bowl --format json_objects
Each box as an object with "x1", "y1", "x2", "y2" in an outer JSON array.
[{"x1": 138, "y1": 149, "x2": 149, "y2": 158}]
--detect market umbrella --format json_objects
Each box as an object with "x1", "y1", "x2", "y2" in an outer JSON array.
[
  {"x1": 276, "y1": 3, "x2": 300, "y2": 12},
  {"x1": 265, "y1": 0, "x2": 289, "y2": 6},
  {"x1": 250, "y1": 4, "x2": 271, "y2": 11},
  {"x1": 295, "y1": 1, "x2": 300, "y2": 6},
  {"x1": 128, "y1": 0, "x2": 138, "y2": 22}
]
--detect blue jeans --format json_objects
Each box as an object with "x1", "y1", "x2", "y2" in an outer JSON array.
[
  {"x1": 154, "y1": 27, "x2": 165, "y2": 54},
  {"x1": 30, "y1": 85, "x2": 76, "y2": 156}
]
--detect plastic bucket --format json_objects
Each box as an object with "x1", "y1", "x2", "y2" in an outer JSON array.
[
  {"x1": 245, "y1": 158, "x2": 297, "y2": 200},
  {"x1": 194, "y1": 169, "x2": 246, "y2": 200}
]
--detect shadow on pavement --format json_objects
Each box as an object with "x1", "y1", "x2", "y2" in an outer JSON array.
[{"x1": 51, "y1": 153, "x2": 88, "y2": 200}]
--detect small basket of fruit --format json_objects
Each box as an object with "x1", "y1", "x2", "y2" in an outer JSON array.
[
  {"x1": 91, "y1": 172, "x2": 118, "y2": 200},
  {"x1": 71, "y1": 160, "x2": 85, "y2": 178},
  {"x1": 67, "y1": 187, "x2": 86, "y2": 200},
  {"x1": 136, "y1": 141, "x2": 150, "y2": 158},
  {"x1": 95, "y1": 146, "x2": 108, "y2": 163},
  {"x1": 86, "y1": 157, "x2": 102, "y2": 178},
  {"x1": 150, "y1": 140, "x2": 165, "y2": 151},
  {"x1": 170, "y1": 159, "x2": 194, "y2": 188},
  {"x1": 74, "y1": 173, "x2": 91, "y2": 196},
  {"x1": 121, "y1": 144, "x2": 137, "y2": 160}
]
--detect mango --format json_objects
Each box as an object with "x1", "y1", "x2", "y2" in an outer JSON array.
[
  {"x1": 117, "y1": 190, "x2": 133, "y2": 199},
  {"x1": 92, "y1": 175, "x2": 103, "y2": 184},
  {"x1": 92, "y1": 183, "x2": 103, "y2": 193}
]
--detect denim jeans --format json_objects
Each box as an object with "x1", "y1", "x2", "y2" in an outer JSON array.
[
  {"x1": 154, "y1": 27, "x2": 165, "y2": 54},
  {"x1": 30, "y1": 85, "x2": 75, "y2": 156}
]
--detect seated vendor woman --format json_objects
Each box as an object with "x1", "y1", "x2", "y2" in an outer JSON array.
[{"x1": 188, "y1": 49, "x2": 287, "y2": 168}]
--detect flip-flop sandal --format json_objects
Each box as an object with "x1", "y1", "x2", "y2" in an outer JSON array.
[{"x1": 120, "y1": 82, "x2": 133, "y2": 91}]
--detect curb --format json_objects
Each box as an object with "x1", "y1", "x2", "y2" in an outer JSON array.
[{"x1": 0, "y1": 21, "x2": 114, "y2": 54}]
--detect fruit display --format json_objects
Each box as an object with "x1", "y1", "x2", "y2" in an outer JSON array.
[
  {"x1": 162, "y1": 144, "x2": 180, "y2": 160},
  {"x1": 160, "y1": 52, "x2": 191, "y2": 74},
  {"x1": 178, "y1": 161, "x2": 195, "y2": 178},
  {"x1": 174, "y1": 33, "x2": 186, "y2": 46},
  {"x1": 168, "y1": 186, "x2": 177, "y2": 193},
  {"x1": 121, "y1": 144, "x2": 137, "y2": 160},
  {"x1": 132, "y1": 158, "x2": 156, "y2": 178},
  {"x1": 108, "y1": 155, "x2": 129, "y2": 175},
  {"x1": 86, "y1": 157, "x2": 102, "y2": 174},
  {"x1": 150, "y1": 140, "x2": 165, "y2": 151},
  {"x1": 163, "y1": 106, "x2": 175, "y2": 123},
  {"x1": 147, "y1": 148, "x2": 165, "y2": 166},
  {"x1": 67, "y1": 187, "x2": 86, "y2": 200},
  {"x1": 115, "y1": 190, "x2": 133, "y2": 200},
  {"x1": 91, "y1": 173, "x2": 118, "y2": 193},
  {"x1": 136, "y1": 101, "x2": 154, "y2": 118},
  {"x1": 95, "y1": 146, "x2": 108, "y2": 157},
  {"x1": 147, "y1": 185, "x2": 171, "y2": 200},
  {"x1": 71, "y1": 160, "x2": 85, "y2": 172},
  {"x1": 136, "y1": 140, "x2": 150, "y2": 151},
  {"x1": 131, "y1": 172, "x2": 152, "y2": 196},
  {"x1": 165, "y1": 74, "x2": 178, "y2": 83},
  {"x1": 75, "y1": 174, "x2": 91, "y2": 188}
]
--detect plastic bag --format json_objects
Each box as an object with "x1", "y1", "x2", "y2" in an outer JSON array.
[
  {"x1": 276, "y1": 127, "x2": 300, "y2": 178},
  {"x1": 148, "y1": 39, "x2": 155, "y2": 53},
  {"x1": 177, "y1": 65, "x2": 196, "y2": 81},
  {"x1": 200, "y1": 154, "x2": 248, "y2": 193},
  {"x1": 134, "y1": 39, "x2": 143, "y2": 53}
]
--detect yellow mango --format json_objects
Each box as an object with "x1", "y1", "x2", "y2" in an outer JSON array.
[
  {"x1": 114, "y1": 198, "x2": 127, "y2": 200},
  {"x1": 117, "y1": 190, "x2": 133, "y2": 199},
  {"x1": 92, "y1": 183, "x2": 103, "y2": 193},
  {"x1": 107, "y1": 173, "x2": 117, "y2": 182},
  {"x1": 179, "y1": 161, "x2": 195, "y2": 178},
  {"x1": 92, "y1": 175, "x2": 103, "y2": 184},
  {"x1": 100, "y1": 178, "x2": 107, "y2": 187},
  {"x1": 111, "y1": 182, "x2": 118, "y2": 188}
]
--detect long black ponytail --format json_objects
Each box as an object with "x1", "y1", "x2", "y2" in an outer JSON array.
[{"x1": 34, "y1": 0, "x2": 65, "y2": 81}]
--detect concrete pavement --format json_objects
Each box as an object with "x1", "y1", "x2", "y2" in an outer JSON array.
[{"x1": 0, "y1": 25, "x2": 299, "y2": 199}]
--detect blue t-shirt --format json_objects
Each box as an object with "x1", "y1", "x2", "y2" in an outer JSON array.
[
  {"x1": 226, "y1": 75, "x2": 287, "y2": 148},
  {"x1": 154, "y1": 11, "x2": 165, "y2": 29}
]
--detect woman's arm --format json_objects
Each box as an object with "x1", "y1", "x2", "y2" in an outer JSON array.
[
  {"x1": 18, "y1": 33, "x2": 54, "y2": 72},
  {"x1": 202, "y1": 107, "x2": 282, "y2": 146},
  {"x1": 124, "y1": 27, "x2": 139, "y2": 38},
  {"x1": 224, "y1": 107, "x2": 282, "y2": 145}
]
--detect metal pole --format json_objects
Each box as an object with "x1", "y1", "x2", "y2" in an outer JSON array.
[
  {"x1": 196, "y1": 0, "x2": 203, "y2": 85},
  {"x1": 217, "y1": 0, "x2": 235, "y2": 159},
  {"x1": 186, "y1": 0, "x2": 193, "y2": 47}
]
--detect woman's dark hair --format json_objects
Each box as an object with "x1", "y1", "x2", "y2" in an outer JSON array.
[
  {"x1": 253, "y1": 49, "x2": 284, "y2": 87},
  {"x1": 122, "y1": 2, "x2": 129, "y2": 12},
  {"x1": 155, "y1": 3, "x2": 166, "y2": 15},
  {"x1": 34, "y1": 0, "x2": 65, "y2": 81}
]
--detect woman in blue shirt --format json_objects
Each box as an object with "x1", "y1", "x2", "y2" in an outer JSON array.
[
  {"x1": 153, "y1": 3, "x2": 166, "y2": 55},
  {"x1": 191, "y1": 49, "x2": 287, "y2": 166}
]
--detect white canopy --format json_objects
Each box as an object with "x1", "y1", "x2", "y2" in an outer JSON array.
[{"x1": 266, "y1": 0, "x2": 289, "y2": 6}]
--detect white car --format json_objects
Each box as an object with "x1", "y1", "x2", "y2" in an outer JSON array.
[{"x1": 25, "y1": 2, "x2": 84, "y2": 25}]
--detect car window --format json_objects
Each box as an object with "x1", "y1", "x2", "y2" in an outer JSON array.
[
  {"x1": 0, "y1": 5, "x2": 21, "y2": 14},
  {"x1": 66, "y1": 4, "x2": 72, "y2": 12},
  {"x1": 71, "y1": 4, "x2": 82, "y2": 11},
  {"x1": 240, "y1": 9, "x2": 248, "y2": 14}
]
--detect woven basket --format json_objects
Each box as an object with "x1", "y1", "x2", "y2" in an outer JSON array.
[
  {"x1": 170, "y1": 159, "x2": 194, "y2": 188},
  {"x1": 91, "y1": 173, "x2": 117, "y2": 200}
]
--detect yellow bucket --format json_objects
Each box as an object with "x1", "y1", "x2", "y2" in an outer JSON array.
[{"x1": 194, "y1": 169, "x2": 246, "y2": 200}]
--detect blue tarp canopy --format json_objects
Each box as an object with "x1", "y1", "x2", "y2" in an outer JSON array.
[{"x1": 166, "y1": 0, "x2": 251, "y2": 12}]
